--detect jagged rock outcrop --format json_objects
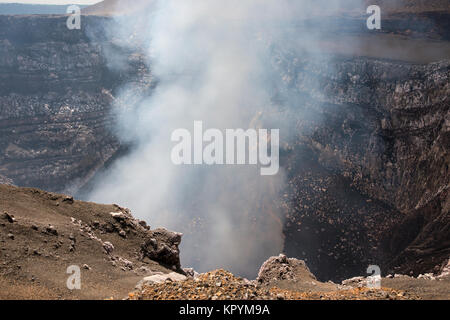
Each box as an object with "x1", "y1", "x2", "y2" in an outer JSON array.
[{"x1": 140, "y1": 229, "x2": 183, "y2": 271}]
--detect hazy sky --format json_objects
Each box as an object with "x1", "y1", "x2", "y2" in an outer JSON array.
[{"x1": 0, "y1": 0, "x2": 102, "y2": 4}]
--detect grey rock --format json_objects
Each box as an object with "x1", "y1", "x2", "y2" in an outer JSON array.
[
  {"x1": 140, "y1": 228, "x2": 182, "y2": 270},
  {"x1": 342, "y1": 276, "x2": 366, "y2": 287},
  {"x1": 135, "y1": 272, "x2": 187, "y2": 290},
  {"x1": 103, "y1": 241, "x2": 114, "y2": 254},
  {"x1": 257, "y1": 254, "x2": 315, "y2": 285},
  {"x1": 45, "y1": 225, "x2": 58, "y2": 236},
  {"x1": 3, "y1": 212, "x2": 15, "y2": 223}
]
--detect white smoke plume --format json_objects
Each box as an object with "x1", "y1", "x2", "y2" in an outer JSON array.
[{"x1": 88, "y1": 0, "x2": 365, "y2": 277}]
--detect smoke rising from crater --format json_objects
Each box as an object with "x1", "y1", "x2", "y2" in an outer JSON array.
[{"x1": 88, "y1": 0, "x2": 365, "y2": 277}]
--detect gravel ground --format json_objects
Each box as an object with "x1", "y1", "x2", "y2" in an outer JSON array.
[{"x1": 129, "y1": 269, "x2": 419, "y2": 300}]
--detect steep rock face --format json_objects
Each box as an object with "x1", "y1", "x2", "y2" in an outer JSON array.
[
  {"x1": 0, "y1": 15, "x2": 149, "y2": 193},
  {"x1": 276, "y1": 53, "x2": 449, "y2": 278},
  {"x1": 0, "y1": 90, "x2": 118, "y2": 193},
  {"x1": 385, "y1": 189, "x2": 449, "y2": 275},
  {"x1": 281, "y1": 58, "x2": 449, "y2": 213}
]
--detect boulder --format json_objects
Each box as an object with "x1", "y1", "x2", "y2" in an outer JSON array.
[
  {"x1": 103, "y1": 241, "x2": 114, "y2": 254},
  {"x1": 257, "y1": 254, "x2": 315, "y2": 285},
  {"x1": 135, "y1": 272, "x2": 187, "y2": 290},
  {"x1": 140, "y1": 228, "x2": 182, "y2": 270}
]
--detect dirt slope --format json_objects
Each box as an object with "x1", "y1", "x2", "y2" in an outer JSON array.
[{"x1": 0, "y1": 184, "x2": 181, "y2": 300}]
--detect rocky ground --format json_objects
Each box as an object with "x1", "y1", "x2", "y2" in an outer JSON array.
[
  {"x1": 0, "y1": 184, "x2": 448, "y2": 300},
  {"x1": 130, "y1": 254, "x2": 449, "y2": 300},
  {"x1": 129, "y1": 269, "x2": 418, "y2": 301},
  {"x1": 0, "y1": 184, "x2": 182, "y2": 300},
  {"x1": 84, "y1": 0, "x2": 450, "y2": 16}
]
